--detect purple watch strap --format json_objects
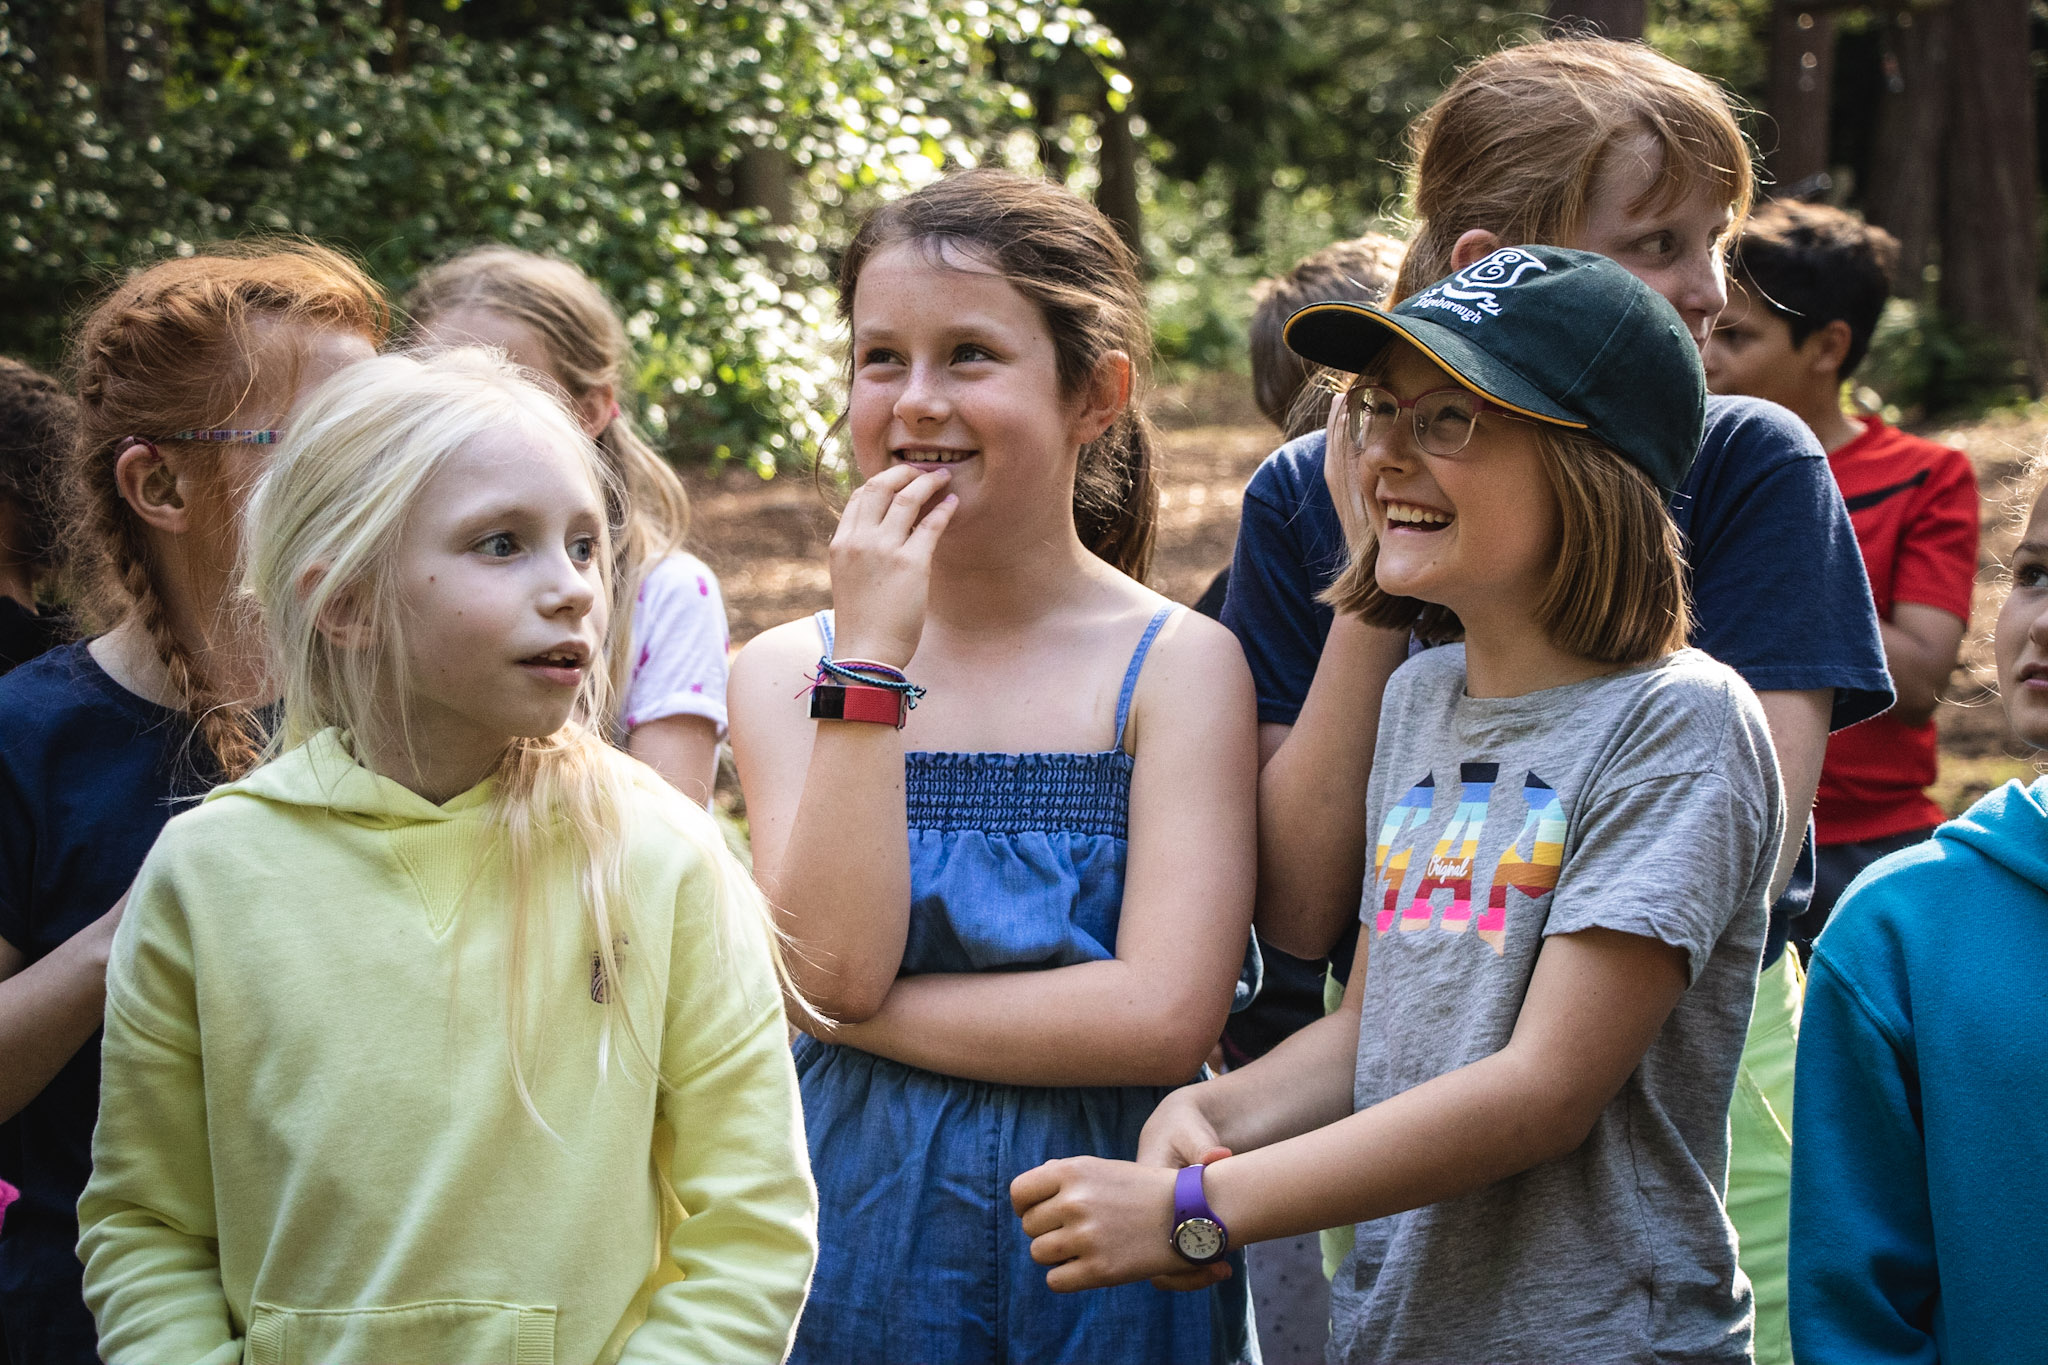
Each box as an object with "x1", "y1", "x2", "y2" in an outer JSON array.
[{"x1": 1174, "y1": 1163, "x2": 1217, "y2": 1224}]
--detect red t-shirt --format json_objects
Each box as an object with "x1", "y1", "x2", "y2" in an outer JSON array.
[{"x1": 1815, "y1": 416, "x2": 1980, "y2": 844}]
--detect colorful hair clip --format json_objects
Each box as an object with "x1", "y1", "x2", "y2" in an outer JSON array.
[{"x1": 170, "y1": 428, "x2": 283, "y2": 445}]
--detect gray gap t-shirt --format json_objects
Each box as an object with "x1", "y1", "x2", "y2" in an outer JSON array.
[{"x1": 1328, "y1": 644, "x2": 1781, "y2": 1365}]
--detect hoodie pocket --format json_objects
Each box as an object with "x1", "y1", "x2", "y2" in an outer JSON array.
[{"x1": 244, "y1": 1299, "x2": 557, "y2": 1364}]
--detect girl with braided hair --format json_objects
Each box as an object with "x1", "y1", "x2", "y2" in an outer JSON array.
[{"x1": 0, "y1": 241, "x2": 381, "y2": 1364}]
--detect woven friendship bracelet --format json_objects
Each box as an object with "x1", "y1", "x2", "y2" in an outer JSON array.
[{"x1": 815, "y1": 656, "x2": 927, "y2": 708}]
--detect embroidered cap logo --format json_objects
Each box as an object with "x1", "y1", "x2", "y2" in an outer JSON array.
[{"x1": 1421, "y1": 247, "x2": 1552, "y2": 323}]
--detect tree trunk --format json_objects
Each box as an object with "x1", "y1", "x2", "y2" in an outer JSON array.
[
  {"x1": 1937, "y1": 0, "x2": 2044, "y2": 389},
  {"x1": 1096, "y1": 84, "x2": 1144, "y2": 267},
  {"x1": 1546, "y1": 0, "x2": 1645, "y2": 39},
  {"x1": 1765, "y1": 3, "x2": 1838, "y2": 194},
  {"x1": 734, "y1": 147, "x2": 795, "y2": 224},
  {"x1": 1035, "y1": 80, "x2": 1072, "y2": 183},
  {"x1": 384, "y1": 0, "x2": 409, "y2": 75},
  {"x1": 1864, "y1": 4, "x2": 1950, "y2": 291}
]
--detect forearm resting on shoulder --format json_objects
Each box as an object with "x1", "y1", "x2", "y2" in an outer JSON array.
[{"x1": 1255, "y1": 615, "x2": 1410, "y2": 957}]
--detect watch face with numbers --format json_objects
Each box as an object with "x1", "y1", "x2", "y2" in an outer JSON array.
[{"x1": 1173, "y1": 1216, "x2": 1226, "y2": 1264}]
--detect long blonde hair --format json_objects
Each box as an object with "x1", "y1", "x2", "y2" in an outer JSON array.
[
  {"x1": 403, "y1": 247, "x2": 690, "y2": 713},
  {"x1": 243, "y1": 348, "x2": 772, "y2": 1123}
]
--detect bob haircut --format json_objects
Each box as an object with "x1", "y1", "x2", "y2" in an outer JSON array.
[
  {"x1": 1322, "y1": 401, "x2": 1690, "y2": 667},
  {"x1": 1394, "y1": 37, "x2": 1754, "y2": 302}
]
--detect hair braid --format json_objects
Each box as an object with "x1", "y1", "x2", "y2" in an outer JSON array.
[{"x1": 63, "y1": 240, "x2": 386, "y2": 775}]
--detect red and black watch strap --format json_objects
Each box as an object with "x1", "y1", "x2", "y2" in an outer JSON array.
[{"x1": 807, "y1": 682, "x2": 908, "y2": 729}]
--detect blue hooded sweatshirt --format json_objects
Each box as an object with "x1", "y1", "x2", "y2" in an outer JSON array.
[{"x1": 1790, "y1": 776, "x2": 2048, "y2": 1363}]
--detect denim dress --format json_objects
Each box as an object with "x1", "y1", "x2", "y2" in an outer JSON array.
[{"x1": 792, "y1": 607, "x2": 1255, "y2": 1365}]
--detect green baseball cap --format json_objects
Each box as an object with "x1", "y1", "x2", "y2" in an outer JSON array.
[{"x1": 1281, "y1": 245, "x2": 1705, "y2": 494}]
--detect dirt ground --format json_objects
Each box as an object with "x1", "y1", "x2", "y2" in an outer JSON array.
[{"x1": 684, "y1": 373, "x2": 2048, "y2": 815}]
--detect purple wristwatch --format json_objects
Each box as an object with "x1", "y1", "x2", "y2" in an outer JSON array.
[{"x1": 1170, "y1": 1163, "x2": 1229, "y2": 1265}]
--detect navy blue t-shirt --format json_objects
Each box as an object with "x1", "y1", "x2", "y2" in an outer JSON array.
[
  {"x1": 0, "y1": 643, "x2": 211, "y2": 1365},
  {"x1": 1221, "y1": 396, "x2": 1893, "y2": 975}
]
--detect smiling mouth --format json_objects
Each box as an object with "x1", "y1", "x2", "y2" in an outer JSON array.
[
  {"x1": 892, "y1": 447, "x2": 977, "y2": 465},
  {"x1": 1384, "y1": 500, "x2": 1453, "y2": 532}
]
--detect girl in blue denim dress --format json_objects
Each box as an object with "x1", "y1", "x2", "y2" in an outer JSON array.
[{"x1": 728, "y1": 169, "x2": 1259, "y2": 1364}]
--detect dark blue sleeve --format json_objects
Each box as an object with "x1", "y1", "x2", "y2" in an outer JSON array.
[
  {"x1": 0, "y1": 759, "x2": 27, "y2": 952},
  {"x1": 1678, "y1": 398, "x2": 1894, "y2": 731},
  {"x1": 1220, "y1": 434, "x2": 1348, "y2": 727}
]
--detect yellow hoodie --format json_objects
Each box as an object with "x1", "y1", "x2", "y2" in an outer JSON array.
[{"x1": 78, "y1": 730, "x2": 816, "y2": 1365}]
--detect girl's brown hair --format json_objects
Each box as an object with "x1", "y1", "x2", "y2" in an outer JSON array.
[
  {"x1": 1393, "y1": 37, "x2": 1754, "y2": 302},
  {"x1": 67, "y1": 240, "x2": 387, "y2": 777},
  {"x1": 836, "y1": 168, "x2": 1159, "y2": 580},
  {"x1": 1324, "y1": 420, "x2": 1690, "y2": 667},
  {"x1": 402, "y1": 247, "x2": 692, "y2": 715}
]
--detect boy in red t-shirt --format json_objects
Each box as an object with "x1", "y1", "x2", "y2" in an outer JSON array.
[{"x1": 1706, "y1": 200, "x2": 1980, "y2": 953}]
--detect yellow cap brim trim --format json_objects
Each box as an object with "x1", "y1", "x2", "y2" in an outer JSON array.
[{"x1": 1286, "y1": 302, "x2": 1592, "y2": 432}]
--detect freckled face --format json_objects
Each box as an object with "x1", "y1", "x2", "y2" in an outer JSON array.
[
  {"x1": 1570, "y1": 132, "x2": 1736, "y2": 347},
  {"x1": 847, "y1": 240, "x2": 1089, "y2": 534}
]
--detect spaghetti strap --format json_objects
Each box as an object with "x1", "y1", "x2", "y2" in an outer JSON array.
[
  {"x1": 814, "y1": 609, "x2": 835, "y2": 656},
  {"x1": 1112, "y1": 606, "x2": 1176, "y2": 750}
]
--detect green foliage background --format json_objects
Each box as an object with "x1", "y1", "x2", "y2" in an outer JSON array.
[
  {"x1": 1, "y1": 0, "x2": 1119, "y2": 474},
  {"x1": 9, "y1": 0, "x2": 1894, "y2": 468}
]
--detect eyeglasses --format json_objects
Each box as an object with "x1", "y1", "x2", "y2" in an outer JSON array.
[{"x1": 1339, "y1": 384, "x2": 1518, "y2": 457}]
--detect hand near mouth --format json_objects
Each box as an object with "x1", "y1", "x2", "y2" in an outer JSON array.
[
  {"x1": 829, "y1": 462, "x2": 962, "y2": 668},
  {"x1": 1323, "y1": 390, "x2": 1372, "y2": 550}
]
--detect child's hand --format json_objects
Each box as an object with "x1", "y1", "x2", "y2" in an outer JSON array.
[
  {"x1": 1321, "y1": 387, "x2": 1371, "y2": 550},
  {"x1": 1010, "y1": 1157, "x2": 1227, "y2": 1292},
  {"x1": 1135, "y1": 1088, "x2": 1229, "y2": 1172},
  {"x1": 828, "y1": 463, "x2": 959, "y2": 668}
]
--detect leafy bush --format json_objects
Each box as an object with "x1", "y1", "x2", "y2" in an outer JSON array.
[
  {"x1": 0, "y1": 0, "x2": 1117, "y2": 473},
  {"x1": 1862, "y1": 296, "x2": 2036, "y2": 423}
]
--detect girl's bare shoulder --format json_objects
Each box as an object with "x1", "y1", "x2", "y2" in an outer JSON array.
[{"x1": 729, "y1": 616, "x2": 829, "y2": 691}]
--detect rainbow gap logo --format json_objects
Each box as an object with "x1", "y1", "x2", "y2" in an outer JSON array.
[{"x1": 1373, "y1": 763, "x2": 1565, "y2": 955}]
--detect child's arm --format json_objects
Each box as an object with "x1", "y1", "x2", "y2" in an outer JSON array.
[
  {"x1": 815, "y1": 612, "x2": 1257, "y2": 1087},
  {"x1": 625, "y1": 843, "x2": 818, "y2": 1365},
  {"x1": 1252, "y1": 614, "x2": 1410, "y2": 957},
  {"x1": 1788, "y1": 943, "x2": 1938, "y2": 1363},
  {"x1": 1012, "y1": 925, "x2": 1689, "y2": 1288},
  {"x1": 1018, "y1": 726, "x2": 1778, "y2": 1288},
  {"x1": 729, "y1": 464, "x2": 956, "y2": 1022},
  {"x1": 0, "y1": 894, "x2": 125, "y2": 1123},
  {"x1": 1244, "y1": 400, "x2": 1412, "y2": 958},
  {"x1": 1882, "y1": 448, "x2": 1979, "y2": 728},
  {"x1": 76, "y1": 867, "x2": 241, "y2": 1365}
]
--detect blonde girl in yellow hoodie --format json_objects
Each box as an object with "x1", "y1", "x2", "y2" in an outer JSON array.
[{"x1": 77, "y1": 348, "x2": 817, "y2": 1365}]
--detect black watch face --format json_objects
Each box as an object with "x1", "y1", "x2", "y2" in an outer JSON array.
[{"x1": 1174, "y1": 1216, "x2": 1225, "y2": 1263}]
